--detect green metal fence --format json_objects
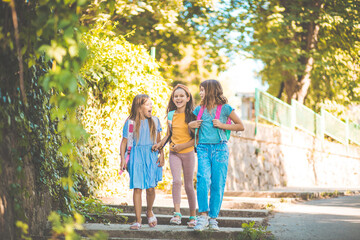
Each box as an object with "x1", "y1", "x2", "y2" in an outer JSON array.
[
  {"x1": 349, "y1": 121, "x2": 360, "y2": 145},
  {"x1": 255, "y1": 88, "x2": 360, "y2": 147},
  {"x1": 321, "y1": 109, "x2": 347, "y2": 144},
  {"x1": 292, "y1": 99, "x2": 322, "y2": 137},
  {"x1": 255, "y1": 88, "x2": 292, "y2": 130}
]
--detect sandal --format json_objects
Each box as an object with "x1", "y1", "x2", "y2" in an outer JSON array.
[
  {"x1": 169, "y1": 212, "x2": 182, "y2": 225},
  {"x1": 147, "y1": 211, "x2": 157, "y2": 227},
  {"x1": 187, "y1": 216, "x2": 197, "y2": 228},
  {"x1": 129, "y1": 222, "x2": 141, "y2": 230}
]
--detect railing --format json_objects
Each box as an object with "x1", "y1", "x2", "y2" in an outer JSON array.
[{"x1": 255, "y1": 88, "x2": 360, "y2": 146}]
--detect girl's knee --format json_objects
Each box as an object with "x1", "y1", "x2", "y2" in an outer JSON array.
[
  {"x1": 146, "y1": 188, "x2": 155, "y2": 194},
  {"x1": 172, "y1": 179, "x2": 182, "y2": 187},
  {"x1": 184, "y1": 183, "x2": 194, "y2": 193},
  {"x1": 134, "y1": 188, "x2": 142, "y2": 194}
]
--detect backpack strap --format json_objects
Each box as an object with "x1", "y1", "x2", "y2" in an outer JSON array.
[
  {"x1": 168, "y1": 110, "x2": 176, "y2": 130},
  {"x1": 215, "y1": 105, "x2": 222, "y2": 119},
  {"x1": 127, "y1": 119, "x2": 134, "y2": 150},
  {"x1": 215, "y1": 105, "x2": 232, "y2": 140},
  {"x1": 194, "y1": 105, "x2": 206, "y2": 152},
  {"x1": 197, "y1": 106, "x2": 205, "y2": 120},
  {"x1": 119, "y1": 119, "x2": 134, "y2": 175}
]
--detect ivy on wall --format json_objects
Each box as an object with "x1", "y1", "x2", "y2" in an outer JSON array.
[{"x1": 0, "y1": 0, "x2": 91, "y2": 237}]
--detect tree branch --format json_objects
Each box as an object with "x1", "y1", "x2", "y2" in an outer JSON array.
[{"x1": 10, "y1": 0, "x2": 27, "y2": 104}]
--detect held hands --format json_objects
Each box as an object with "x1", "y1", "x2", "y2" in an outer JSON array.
[
  {"x1": 188, "y1": 120, "x2": 203, "y2": 129},
  {"x1": 156, "y1": 152, "x2": 164, "y2": 167},
  {"x1": 152, "y1": 142, "x2": 162, "y2": 152}
]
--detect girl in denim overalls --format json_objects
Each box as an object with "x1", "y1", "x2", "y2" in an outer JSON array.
[{"x1": 188, "y1": 79, "x2": 244, "y2": 231}]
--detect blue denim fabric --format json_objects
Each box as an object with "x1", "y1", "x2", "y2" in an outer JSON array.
[{"x1": 196, "y1": 143, "x2": 229, "y2": 218}]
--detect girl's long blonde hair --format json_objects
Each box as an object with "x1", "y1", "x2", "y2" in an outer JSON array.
[
  {"x1": 128, "y1": 94, "x2": 157, "y2": 143},
  {"x1": 200, "y1": 79, "x2": 228, "y2": 111}
]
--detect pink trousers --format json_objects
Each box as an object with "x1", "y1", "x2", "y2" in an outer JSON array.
[{"x1": 169, "y1": 150, "x2": 196, "y2": 211}]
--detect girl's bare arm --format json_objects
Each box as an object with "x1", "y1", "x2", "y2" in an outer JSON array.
[
  {"x1": 120, "y1": 137, "x2": 128, "y2": 169},
  {"x1": 156, "y1": 132, "x2": 165, "y2": 167},
  {"x1": 152, "y1": 125, "x2": 171, "y2": 151},
  {"x1": 188, "y1": 120, "x2": 202, "y2": 129},
  {"x1": 170, "y1": 138, "x2": 195, "y2": 152}
]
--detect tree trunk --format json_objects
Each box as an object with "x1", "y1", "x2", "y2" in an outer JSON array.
[
  {"x1": 295, "y1": 19, "x2": 320, "y2": 103},
  {"x1": 284, "y1": 1, "x2": 323, "y2": 104}
]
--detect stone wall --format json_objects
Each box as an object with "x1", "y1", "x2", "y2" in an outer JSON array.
[{"x1": 226, "y1": 121, "x2": 360, "y2": 191}]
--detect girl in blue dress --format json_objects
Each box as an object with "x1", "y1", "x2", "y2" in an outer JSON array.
[{"x1": 120, "y1": 94, "x2": 164, "y2": 230}]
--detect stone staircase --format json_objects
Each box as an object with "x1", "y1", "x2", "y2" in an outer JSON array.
[
  {"x1": 44, "y1": 189, "x2": 359, "y2": 239},
  {"x1": 77, "y1": 193, "x2": 275, "y2": 239}
]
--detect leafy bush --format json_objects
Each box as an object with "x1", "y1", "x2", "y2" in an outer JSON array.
[
  {"x1": 48, "y1": 211, "x2": 108, "y2": 240},
  {"x1": 75, "y1": 196, "x2": 126, "y2": 223},
  {"x1": 79, "y1": 22, "x2": 172, "y2": 197},
  {"x1": 238, "y1": 221, "x2": 273, "y2": 240}
]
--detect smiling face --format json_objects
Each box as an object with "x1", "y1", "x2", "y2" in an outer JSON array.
[
  {"x1": 140, "y1": 98, "x2": 153, "y2": 119},
  {"x1": 199, "y1": 86, "x2": 205, "y2": 101},
  {"x1": 172, "y1": 88, "x2": 190, "y2": 110}
]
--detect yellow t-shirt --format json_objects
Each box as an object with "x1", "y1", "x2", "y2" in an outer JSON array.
[{"x1": 171, "y1": 112, "x2": 194, "y2": 153}]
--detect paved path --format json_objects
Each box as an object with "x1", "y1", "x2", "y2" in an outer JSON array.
[{"x1": 268, "y1": 195, "x2": 360, "y2": 240}]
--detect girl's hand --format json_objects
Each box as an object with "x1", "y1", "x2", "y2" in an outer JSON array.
[
  {"x1": 157, "y1": 153, "x2": 164, "y2": 167},
  {"x1": 120, "y1": 159, "x2": 127, "y2": 172},
  {"x1": 170, "y1": 144, "x2": 182, "y2": 153},
  {"x1": 152, "y1": 142, "x2": 161, "y2": 151},
  {"x1": 212, "y1": 119, "x2": 224, "y2": 128},
  {"x1": 188, "y1": 120, "x2": 203, "y2": 129}
]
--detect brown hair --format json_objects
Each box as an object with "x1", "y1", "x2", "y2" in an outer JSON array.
[
  {"x1": 200, "y1": 79, "x2": 228, "y2": 111},
  {"x1": 166, "y1": 84, "x2": 195, "y2": 124},
  {"x1": 129, "y1": 94, "x2": 156, "y2": 143}
]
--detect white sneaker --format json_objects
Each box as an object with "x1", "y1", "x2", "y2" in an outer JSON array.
[
  {"x1": 193, "y1": 215, "x2": 209, "y2": 231},
  {"x1": 209, "y1": 218, "x2": 219, "y2": 231}
]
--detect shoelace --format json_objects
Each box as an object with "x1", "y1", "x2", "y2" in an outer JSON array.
[
  {"x1": 210, "y1": 219, "x2": 218, "y2": 226},
  {"x1": 197, "y1": 216, "x2": 207, "y2": 225}
]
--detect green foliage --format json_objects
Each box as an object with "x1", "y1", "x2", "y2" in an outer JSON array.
[
  {"x1": 48, "y1": 211, "x2": 108, "y2": 240},
  {"x1": 320, "y1": 191, "x2": 339, "y2": 198},
  {"x1": 0, "y1": 0, "x2": 100, "y2": 237},
  {"x1": 265, "y1": 203, "x2": 275, "y2": 211},
  {"x1": 239, "y1": 0, "x2": 360, "y2": 110},
  {"x1": 238, "y1": 221, "x2": 273, "y2": 240},
  {"x1": 79, "y1": 22, "x2": 172, "y2": 196},
  {"x1": 15, "y1": 221, "x2": 31, "y2": 240},
  {"x1": 82, "y1": 0, "x2": 245, "y2": 85},
  {"x1": 75, "y1": 196, "x2": 126, "y2": 223}
]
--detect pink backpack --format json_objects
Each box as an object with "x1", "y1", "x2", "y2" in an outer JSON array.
[
  {"x1": 119, "y1": 120, "x2": 134, "y2": 175},
  {"x1": 194, "y1": 105, "x2": 231, "y2": 151}
]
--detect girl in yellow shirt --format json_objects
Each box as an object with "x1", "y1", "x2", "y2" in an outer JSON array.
[{"x1": 153, "y1": 84, "x2": 197, "y2": 228}]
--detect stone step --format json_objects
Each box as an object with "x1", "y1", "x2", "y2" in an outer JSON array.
[
  {"x1": 88, "y1": 213, "x2": 265, "y2": 228},
  {"x1": 79, "y1": 223, "x2": 248, "y2": 240},
  {"x1": 107, "y1": 205, "x2": 269, "y2": 218},
  {"x1": 223, "y1": 189, "x2": 360, "y2": 200}
]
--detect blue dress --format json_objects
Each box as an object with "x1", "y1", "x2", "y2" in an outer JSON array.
[{"x1": 123, "y1": 117, "x2": 162, "y2": 189}]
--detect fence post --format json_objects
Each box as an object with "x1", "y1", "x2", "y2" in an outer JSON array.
[
  {"x1": 346, "y1": 117, "x2": 349, "y2": 152},
  {"x1": 290, "y1": 99, "x2": 296, "y2": 144},
  {"x1": 150, "y1": 46, "x2": 156, "y2": 58},
  {"x1": 255, "y1": 88, "x2": 259, "y2": 136},
  {"x1": 320, "y1": 108, "x2": 325, "y2": 148},
  {"x1": 290, "y1": 99, "x2": 296, "y2": 130}
]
